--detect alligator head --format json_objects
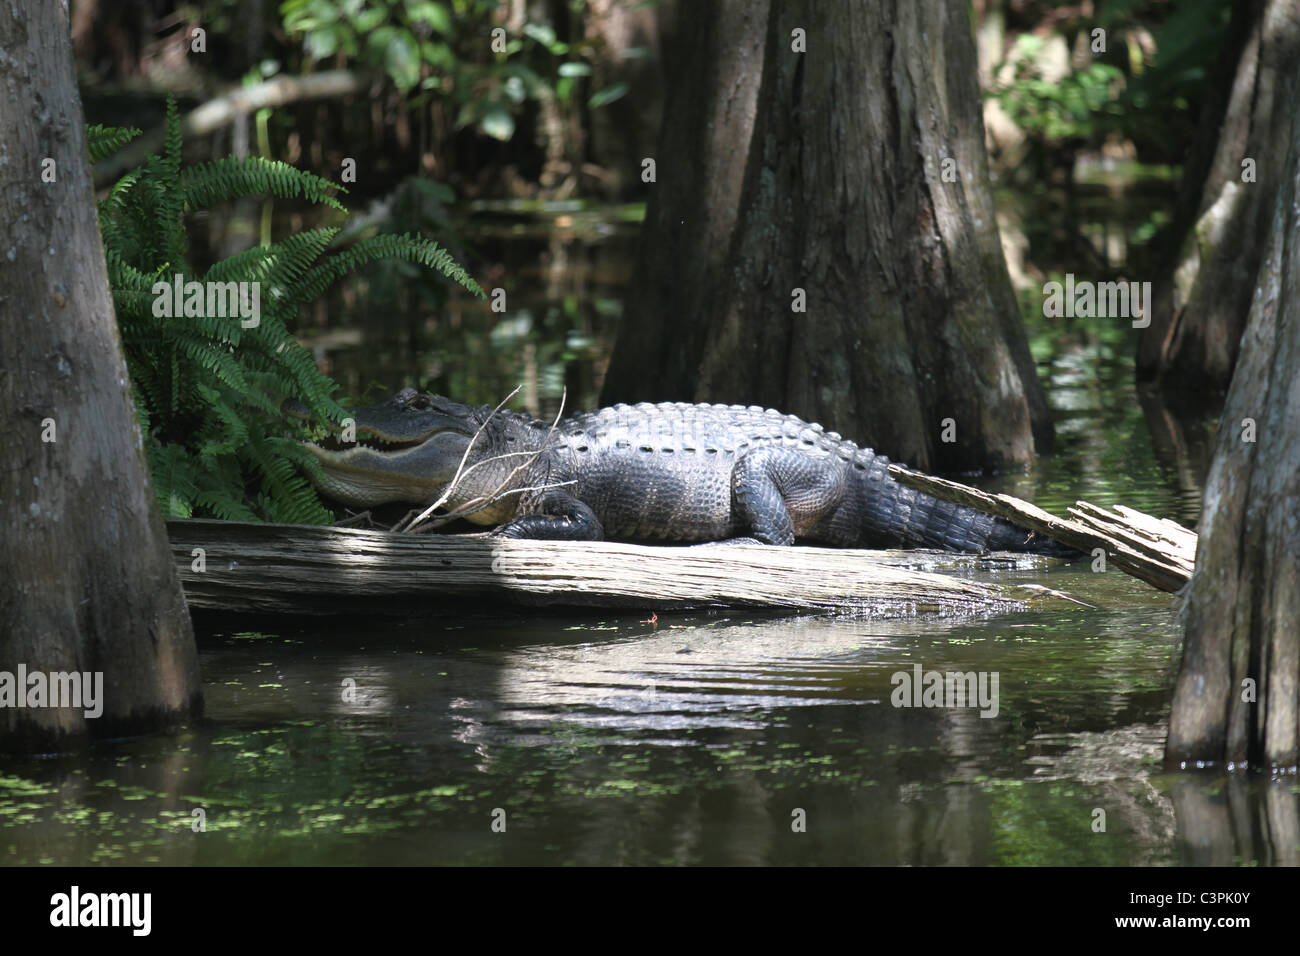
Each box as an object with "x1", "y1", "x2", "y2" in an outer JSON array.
[{"x1": 288, "y1": 388, "x2": 486, "y2": 510}]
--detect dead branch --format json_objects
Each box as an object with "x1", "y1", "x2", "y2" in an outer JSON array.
[
  {"x1": 886, "y1": 465, "x2": 1196, "y2": 593},
  {"x1": 402, "y1": 388, "x2": 569, "y2": 533},
  {"x1": 93, "y1": 70, "x2": 376, "y2": 186},
  {"x1": 390, "y1": 386, "x2": 521, "y2": 532}
]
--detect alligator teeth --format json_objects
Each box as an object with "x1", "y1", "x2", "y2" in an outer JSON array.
[{"x1": 312, "y1": 434, "x2": 424, "y2": 453}]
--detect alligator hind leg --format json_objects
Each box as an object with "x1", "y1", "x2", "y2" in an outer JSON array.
[
  {"x1": 731, "y1": 448, "x2": 847, "y2": 546},
  {"x1": 494, "y1": 495, "x2": 604, "y2": 540}
]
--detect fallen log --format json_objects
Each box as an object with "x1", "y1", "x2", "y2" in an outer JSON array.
[
  {"x1": 886, "y1": 466, "x2": 1196, "y2": 593},
  {"x1": 165, "y1": 518, "x2": 1028, "y2": 616}
]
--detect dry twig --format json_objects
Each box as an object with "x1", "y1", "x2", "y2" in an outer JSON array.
[{"x1": 399, "y1": 388, "x2": 571, "y2": 533}]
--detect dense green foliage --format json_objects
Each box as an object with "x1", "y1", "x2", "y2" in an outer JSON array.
[
  {"x1": 90, "y1": 98, "x2": 483, "y2": 523},
  {"x1": 991, "y1": 40, "x2": 1124, "y2": 146},
  {"x1": 988, "y1": 0, "x2": 1233, "y2": 168},
  {"x1": 279, "y1": 0, "x2": 629, "y2": 143}
]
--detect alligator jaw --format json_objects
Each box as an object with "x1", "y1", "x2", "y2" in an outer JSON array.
[{"x1": 290, "y1": 389, "x2": 483, "y2": 508}]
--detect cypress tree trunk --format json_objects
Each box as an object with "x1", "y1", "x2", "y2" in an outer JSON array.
[
  {"x1": 1166, "y1": 62, "x2": 1300, "y2": 769},
  {"x1": 0, "y1": 1, "x2": 202, "y2": 751},
  {"x1": 1139, "y1": 0, "x2": 1300, "y2": 396},
  {"x1": 601, "y1": 0, "x2": 769, "y2": 404},
  {"x1": 605, "y1": 0, "x2": 1051, "y2": 472}
]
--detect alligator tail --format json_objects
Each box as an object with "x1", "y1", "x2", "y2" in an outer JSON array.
[{"x1": 858, "y1": 457, "x2": 1073, "y2": 555}]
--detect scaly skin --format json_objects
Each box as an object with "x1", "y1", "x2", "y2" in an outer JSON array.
[{"x1": 293, "y1": 389, "x2": 1068, "y2": 554}]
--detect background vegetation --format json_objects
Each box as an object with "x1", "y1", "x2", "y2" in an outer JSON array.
[{"x1": 75, "y1": 0, "x2": 1235, "y2": 520}]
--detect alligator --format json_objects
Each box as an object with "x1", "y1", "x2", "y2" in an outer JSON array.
[{"x1": 291, "y1": 389, "x2": 1070, "y2": 554}]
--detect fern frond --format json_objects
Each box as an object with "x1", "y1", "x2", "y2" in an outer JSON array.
[
  {"x1": 87, "y1": 124, "x2": 142, "y2": 163},
  {"x1": 245, "y1": 435, "x2": 335, "y2": 524},
  {"x1": 205, "y1": 227, "x2": 340, "y2": 305},
  {"x1": 95, "y1": 99, "x2": 477, "y2": 525},
  {"x1": 147, "y1": 441, "x2": 199, "y2": 518},
  {"x1": 193, "y1": 489, "x2": 260, "y2": 522},
  {"x1": 287, "y1": 232, "x2": 485, "y2": 306},
  {"x1": 158, "y1": 97, "x2": 187, "y2": 269},
  {"x1": 179, "y1": 157, "x2": 348, "y2": 213}
]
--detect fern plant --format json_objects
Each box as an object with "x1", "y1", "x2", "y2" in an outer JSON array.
[{"x1": 90, "y1": 98, "x2": 484, "y2": 523}]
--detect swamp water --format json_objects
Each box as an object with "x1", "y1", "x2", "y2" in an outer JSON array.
[{"x1": 3, "y1": 198, "x2": 1295, "y2": 866}]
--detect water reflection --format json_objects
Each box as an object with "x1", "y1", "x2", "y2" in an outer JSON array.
[
  {"x1": 1171, "y1": 775, "x2": 1300, "y2": 867},
  {"x1": 3, "y1": 576, "x2": 1297, "y2": 865}
]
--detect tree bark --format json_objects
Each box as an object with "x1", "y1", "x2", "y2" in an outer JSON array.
[
  {"x1": 0, "y1": 1, "x2": 202, "y2": 751},
  {"x1": 604, "y1": 0, "x2": 1051, "y2": 473},
  {"x1": 1139, "y1": 0, "x2": 1300, "y2": 396},
  {"x1": 1166, "y1": 34, "x2": 1300, "y2": 768},
  {"x1": 600, "y1": 0, "x2": 769, "y2": 405}
]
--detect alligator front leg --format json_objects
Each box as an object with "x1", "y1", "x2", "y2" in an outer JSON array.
[{"x1": 493, "y1": 495, "x2": 605, "y2": 541}]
